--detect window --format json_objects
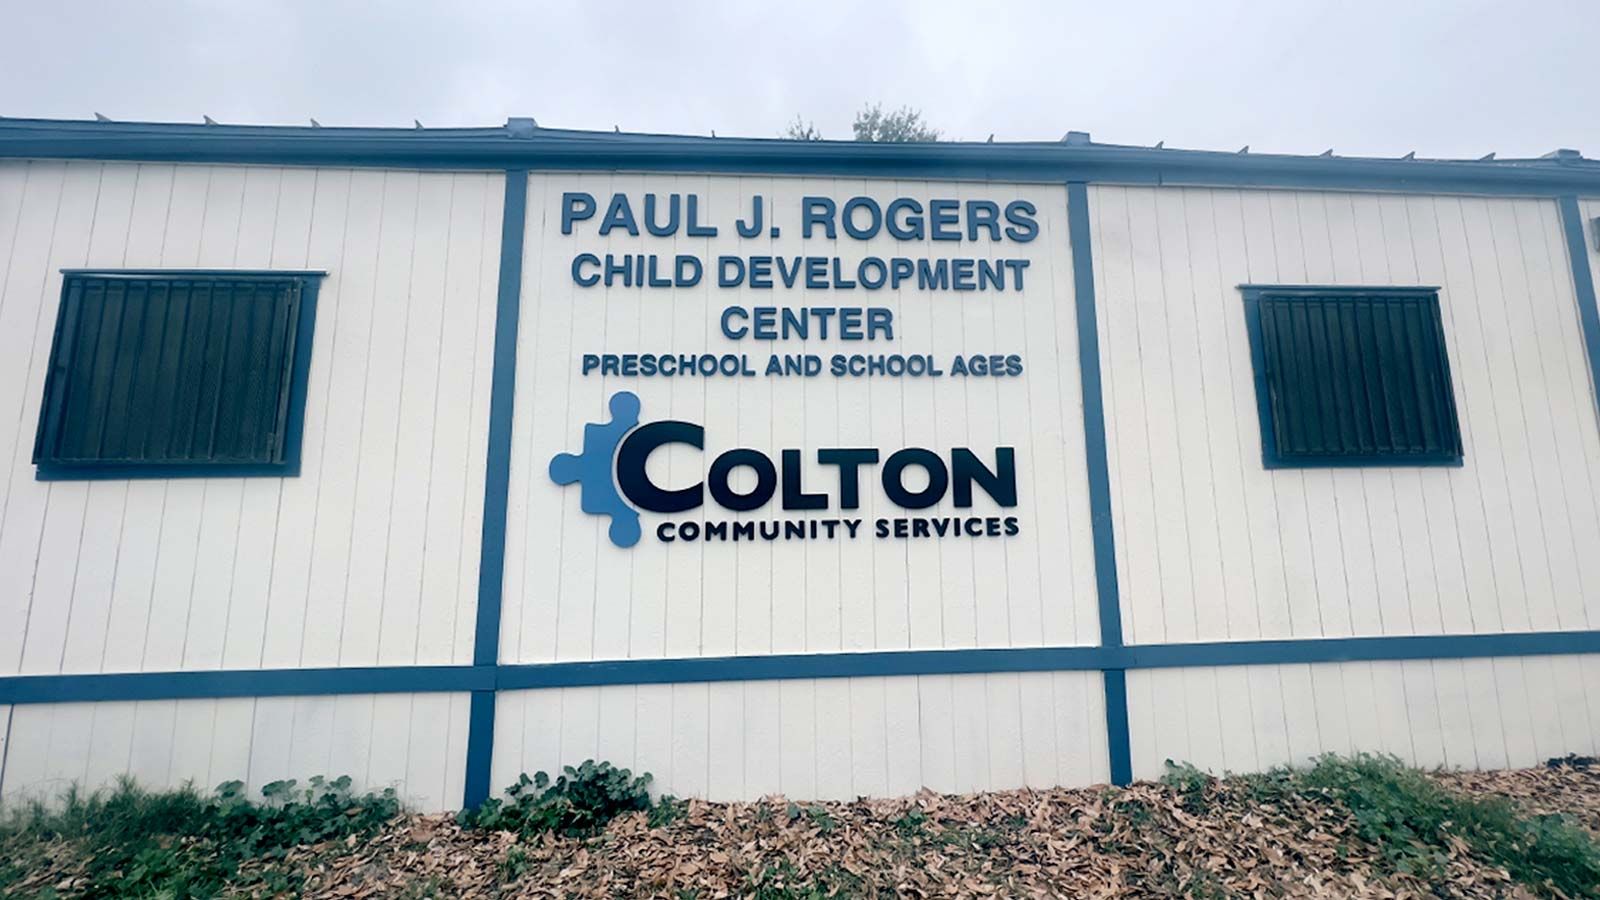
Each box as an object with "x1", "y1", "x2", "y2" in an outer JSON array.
[
  {"x1": 1241, "y1": 285, "x2": 1464, "y2": 468},
  {"x1": 33, "y1": 270, "x2": 323, "y2": 479}
]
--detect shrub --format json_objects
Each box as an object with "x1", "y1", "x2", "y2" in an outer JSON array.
[
  {"x1": 462, "y1": 759, "x2": 654, "y2": 836},
  {"x1": 213, "y1": 775, "x2": 401, "y2": 854},
  {"x1": 0, "y1": 774, "x2": 399, "y2": 898},
  {"x1": 648, "y1": 794, "x2": 689, "y2": 828},
  {"x1": 1299, "y1": 753, "x2": 1600, "y2": 896},
  {"x1": 1160, "y1": 760, "x2": 1214, "y2": 813}
]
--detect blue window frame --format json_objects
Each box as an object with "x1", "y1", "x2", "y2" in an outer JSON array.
[
  {"x1": 1241, "y1": 285, "x2": 1464, "y2": 469},
  {"x1": 33, "y1": 270, "x2": 324, "y2": 480}
]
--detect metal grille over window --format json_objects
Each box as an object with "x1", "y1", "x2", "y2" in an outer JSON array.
[
  {"x1": 1242, "y1": 286, "x2": 1464, "y2": 468},
  {"x1": 33, "y1": 271, "x2": 322, "y2": 478}
]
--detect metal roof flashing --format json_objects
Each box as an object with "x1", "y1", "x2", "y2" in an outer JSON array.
[{"x1": 0, "y1": 116, "x2": 1596, "y2": 196}]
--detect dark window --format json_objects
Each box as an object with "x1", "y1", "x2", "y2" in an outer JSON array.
[
  {"x1": 33, "y1": 271, "x2": 323, "y2": 480},
  {"x1": 1241, "y1": 285, "x2": 1464, "y2": 468}
]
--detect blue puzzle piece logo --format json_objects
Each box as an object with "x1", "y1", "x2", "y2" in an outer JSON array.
[{"x1": 550, "y1": 391, "x2": 642, "y2": 548}]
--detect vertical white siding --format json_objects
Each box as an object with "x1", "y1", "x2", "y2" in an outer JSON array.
[
  {"x1": 1092, "y1": 186, "x2": 1600, "y2": 644},
  {"x1": 489, "y1": 671, "x2": 1108, "y2": 801},
  {"x1": 0, "y1": 693, "x2": 471, "y2": 811},
  {"x1": 0, "y1": 161, "x2": 503, "y2": 676},
  {"x1": 1127, "y1": 655, "x2": 1600, "y2": 780},
  {"x1": 0, "y1": 706, "x2": 10, "y2": 790},
  {"x1": 501, "y1": 175, "x2": 1098, "y2": 665}
]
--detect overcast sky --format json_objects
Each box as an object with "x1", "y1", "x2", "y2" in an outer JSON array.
[{"x1": 2, "y1": 0, "x2": 1596, "y2": 159}]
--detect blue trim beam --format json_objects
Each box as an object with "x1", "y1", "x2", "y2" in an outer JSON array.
[
  {"x1": 1101, "y1": 670, "x2": 1132, "y2": 785},
  {"x1": 1558, "y1": 196, "x2": 1600, "y2": 433},
  {"x1": 0, "y1": 665, "x2": 492, "y2": 705},
  {"x1": 473, "y1": 171, "x2": 528, "y2": 670},
  {"x1": 494, "y1": 646, "x2": 1111, "y2": 689},
  {"x1": 5, "y1": 631, "x2": 1599, "y2": 706},
  {"x1": 1125, "y1": 630, "x2": 1600, "y2": 668},
  {"x1": 462, "y1": 168, "x2": 529, "y2": 809},
  {"x1": 1066, "y1": 181, "x2": 1134, "y2": 785},
  {"x1": 1067, "y1": 183, "x2": 1124, "y2": 653}
]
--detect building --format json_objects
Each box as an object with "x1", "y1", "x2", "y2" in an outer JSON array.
[{"x1": 1, "y1": 117, "x2": 1598, "y2": 811}]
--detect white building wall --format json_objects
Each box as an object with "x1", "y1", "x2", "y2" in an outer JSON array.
[
  {"x1": 4, "y1": 163, "x2": 1599, "y2": 811},
  {"x1": 500, "y1": 174, "x2": 1100, "y2": 664},
  {"x1": 0, "y1": 160, "x2": 503, "y2": 676},
  {"x1": 1091, "y1": 185, "x2": 1600, "y2": 645},
  {"x1": 490, "y1": 671, "x2": 1108, "y2": 801},
  {"x1": 1126, "y1": 655, "x2": 1600, "y2": 780},
  {"x1": 0, "y1": 160, "x2": 501, "y2": 808},
  {"x1": 0, "y1": 707, "x2": 9, "y2": 780},
  {"x1": 0, "y1": 693, "x2": 472, "y2": 811}
]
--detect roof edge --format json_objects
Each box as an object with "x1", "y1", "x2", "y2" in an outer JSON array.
[{"x1": 1, "y1": 116, "x2": 1596, "y2": 196}]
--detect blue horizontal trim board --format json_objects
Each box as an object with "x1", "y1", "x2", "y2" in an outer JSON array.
[
  {"x1": 0, "y1": 665, "x2": 493, "y2": 704},
  {"x1": 4, "y1": 631, "x2": 1597, "y2": 706},
  {"x1": 1126, "y1": 630, "x2": 1600, "y2": 669},
  {"x1": 495, "y1": 645, "x2": 1110, "y2": 689},
  {"x1": 4, "y1": 118, "x2": 1600, "y2": 196}
]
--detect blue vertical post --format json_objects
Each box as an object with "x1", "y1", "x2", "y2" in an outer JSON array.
[
  {"x1": 1066, "y1": 181, "x2": 1134, "y2": 786},
  {"x1": 1558, "y1": 196, "x2": 1600, "y2": 432},
  {"x1": 463, "y1": 168, "x2": 529, "y2": 808}
]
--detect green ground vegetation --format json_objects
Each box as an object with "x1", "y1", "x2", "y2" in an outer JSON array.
[
  {"x1": 0, "y1": 775, "x2": 398, "y2": 899},
  {"x1": 2, "y1": 754, "x2": 1597, "y2": 898}
]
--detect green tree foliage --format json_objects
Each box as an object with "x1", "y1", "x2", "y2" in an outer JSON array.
[
  {"x1": 782, "y1": 116, "x2": 824, "y2": 141},
  {"x1": 852, "y1": 103, "x2": 941, "y2": 142},
  {"x1": 780, "y1": 104, "x2": 941, "y2": 142}
]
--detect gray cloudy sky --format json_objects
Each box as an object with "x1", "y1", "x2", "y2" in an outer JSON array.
[{"x1": 3, "y1": 0, "x2": 1596, "y2": 159}]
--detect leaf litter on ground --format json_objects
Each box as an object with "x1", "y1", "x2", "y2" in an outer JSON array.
[{"x1": 7, "y1": 755, "x2": 1600, "y2": 898}]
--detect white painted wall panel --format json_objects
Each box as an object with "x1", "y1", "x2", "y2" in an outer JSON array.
[
  {"x1": 502, "y1": 175, "x2": 1098, "y2": 665},
  {"x1": 1126, "y1": 656, "x2": 1600, "y2": 780},
  {"x1": 489, "y1": 671, "x2": 1108, "y2": 802},
  {"x1": 0, "y1": 693, "x2": 471, "y2": 812},
  {"x1": 0, "y1": 706, "x2": 10, "y2": 794},
  {"x1": 1093, "y1": 186, "x2": 1600, "y2": 643},
  {"x1": 0, "y1": 161, "x2": 502, "y2": 675}
]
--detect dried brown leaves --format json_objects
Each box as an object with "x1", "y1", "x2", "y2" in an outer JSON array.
[{"x1": 218, "y1": 764, "x2": 1599, "y2": 899}]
